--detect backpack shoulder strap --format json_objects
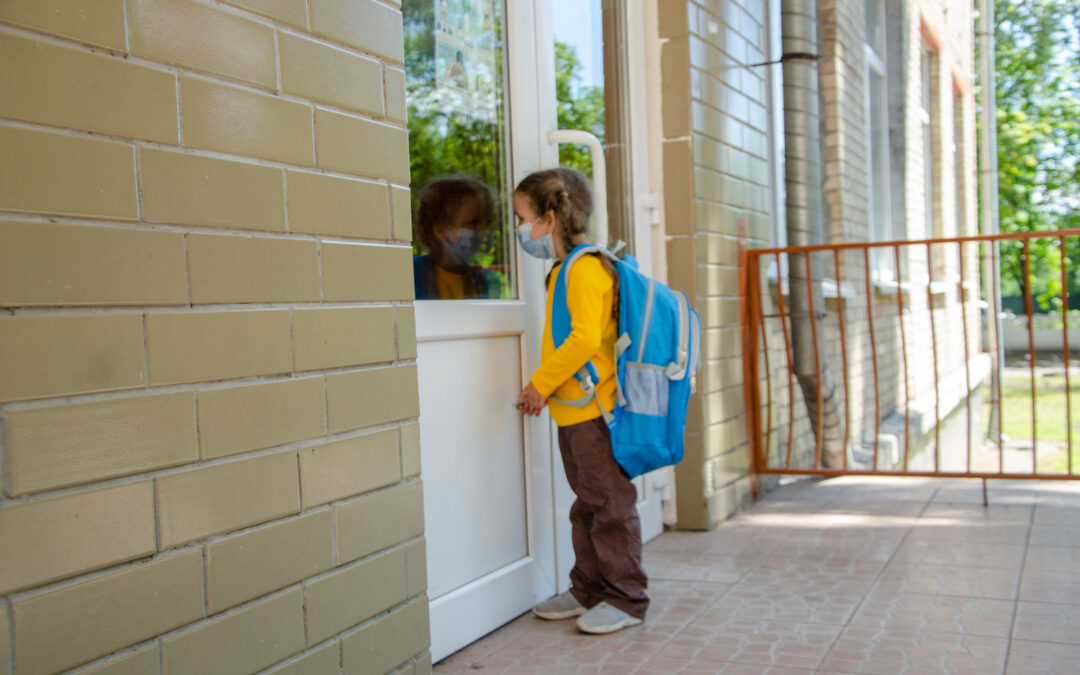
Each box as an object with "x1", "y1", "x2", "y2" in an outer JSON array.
[{"x1": 551, "y1": 244, "x2": 607, "y2": 347}]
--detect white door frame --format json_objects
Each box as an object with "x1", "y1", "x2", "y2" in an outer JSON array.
[{"x1": 418, "y1": 0, "x2": 563, "y2": 662}]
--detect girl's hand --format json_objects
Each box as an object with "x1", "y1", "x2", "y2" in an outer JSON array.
[{"x1": 516, "y1": 382, "x2": 547, "y2": 416}]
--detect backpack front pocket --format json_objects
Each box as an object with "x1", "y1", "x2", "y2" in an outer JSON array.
[{"x1": 623, "y1": 363, "x2": 669, "y2": 416}]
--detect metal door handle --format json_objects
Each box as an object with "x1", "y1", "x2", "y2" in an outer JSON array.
[{"x1": 547, "y1": 129, "x2": 608, "y2": 249}]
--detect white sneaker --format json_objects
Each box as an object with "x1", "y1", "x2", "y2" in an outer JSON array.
[
  {"x1": 574, "y1": 602, "x2": 643, "y2": 634},
  {"x1": 532, "y1": 592, "x2": 586, "y2": 620}
]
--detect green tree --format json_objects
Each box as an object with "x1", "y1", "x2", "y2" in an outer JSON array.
[
  {"x1": 554, "y1": 40, "x2": 605, "y2": 176},
  {"x1": 990, "y1": 0, "x2": 1080, "y2": 311}
]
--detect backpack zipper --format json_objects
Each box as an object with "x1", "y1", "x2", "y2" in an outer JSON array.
[{"x1": 636, "y1": 278, "x2": 656, "y2": 362}]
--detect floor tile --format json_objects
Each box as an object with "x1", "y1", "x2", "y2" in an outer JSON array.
[
  {"x1": 1012, "y1": 600, "x2": 1080, "y2": 645},
  {"x1": 875, "y1": 563, "x2": 1021, "y2": 600},
  {"x1": 849, "y1": 589, "x2": 1015, "y2": 637},
  {"x1": 821, "y1": 627, "x2": 1009, "y2": 674},
  {"x1": 1018, "y1": 568, "x2": 1080, "y2": 604},
  {"x1": 891, "y1": 536, "x2": 1026, "y2": 569},
  {"x1": 1005, "y1": 639, "x2": 1080, "y2": 674},
  {"x1": 651, "y1": 615, "x2": 844, "y2": 670}
]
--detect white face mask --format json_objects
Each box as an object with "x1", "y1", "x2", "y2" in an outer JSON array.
[
  {"x1": 516, "y1": 222, "x2": 556, "y2": 259},
  {"x1": 443, "y1": 228, "x2": 486, "y2": 265}
]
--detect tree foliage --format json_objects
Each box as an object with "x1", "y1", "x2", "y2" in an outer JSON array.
[{"x1": 990, "y1": 0, "x2": 1080, "y2": 310}]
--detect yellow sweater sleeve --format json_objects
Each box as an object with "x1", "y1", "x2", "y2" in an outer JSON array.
[{"x1": 530, "y1": 256, "x2": 613, "y2": 398}]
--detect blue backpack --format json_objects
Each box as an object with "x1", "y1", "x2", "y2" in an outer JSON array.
[{"x1": 550, "y1": 244, "x2": 701, "y2": 479}]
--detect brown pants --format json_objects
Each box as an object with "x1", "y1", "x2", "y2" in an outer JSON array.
[{"x1": 557, "y1": 417, "x2": 649, "y2": 619}]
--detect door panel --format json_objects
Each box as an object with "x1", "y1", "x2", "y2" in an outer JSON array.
[{"x1": 419, "y1": 335, "x2": 527, "y2": 598}]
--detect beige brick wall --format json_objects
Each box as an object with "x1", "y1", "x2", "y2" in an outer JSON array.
[
  {"x1": 660, "y1": 0, "x2": 769, "y2": 529},
  {"x1": 0, "y1": 1, "x2": 428, "y2": 673},
  {"x1": 659, "y1": 0, "x2": 979, "y2": 528}
]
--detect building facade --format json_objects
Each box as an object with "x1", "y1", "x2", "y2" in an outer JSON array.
[{"x1": 0, "y1": 0, "x2": 979, "y2": 671}]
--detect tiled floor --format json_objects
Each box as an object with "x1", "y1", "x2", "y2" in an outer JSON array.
[{"x1": 434, "y1": 476, "x2": 1080, "y2": 674}]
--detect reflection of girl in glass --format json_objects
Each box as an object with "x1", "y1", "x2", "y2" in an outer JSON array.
[
  {"x1": 446, "y1": 50, "x2": 468, "y2": 88},
  {"x1": 413, "y1": 177, "x2": 501, "y2": 300}
]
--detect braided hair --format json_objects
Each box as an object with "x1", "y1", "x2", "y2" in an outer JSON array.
[{"x1": 513, "y1": 167, "x2": 592, "y2": 255}]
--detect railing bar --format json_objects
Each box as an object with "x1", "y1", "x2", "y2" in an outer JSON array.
[
  {"x1": 896, "y1": 244, "x2": 911, "y2": 471},
  {"x1": 741, "y1": 248, "x2": 761, "y2": 476},
  {"x1": 805, "y1": 251, "x2": 824, "y2": 470},
  {"x1": 863, "y1": 248, "x2": 881, "y2": 469},
  {"x1": 991, "y1": 239, "x2": 1004, "y2": 473},
  {"x1": 927, "y1": 242, "x2": 941, "y2": 473},
  {"x1": 958, "y1": 242, "x2": 973, "y2": 474},
  {"x1": 1024, "y1": 238, "x2": 1038, "y2": 473},
  {"x1": 1061, "y1": 237, "x2": 1073, "y2": 474},
  {"x1": 752, "y1": 468, "x2": 1080, "y2": 480},
  {"x1": 775, "y1": 252, "x2": 796, "y2": 469},
  {"x1": 834, "y1": 249, "x2": 850, "y2": 471},
  {"x1": 746, "y1": 228, "x2": 1080, "y2": 257},
  {"x1": 759, "y1": 258, "x2": 774, "y2": 472}
]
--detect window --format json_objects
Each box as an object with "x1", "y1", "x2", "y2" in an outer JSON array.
[
  {"x1": 921, "y1": 39, "x2": 946, "y2": 278},
  {"x1": 864, "y1": 0, "x2": 891, "y2": 278}
]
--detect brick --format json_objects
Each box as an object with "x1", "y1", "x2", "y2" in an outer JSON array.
[
  {"x1": 14, "y1": 550, "x2": 203, "y2": 674},
  {"x1": 303, "y1": 548, "x2": 406, "y2": 645},
  {"x1": 0, "y1": 0, "x2": 125, "y2": 50},
  {"x1": 385, "y1": 67, "x2": 407, "y2": 123},
  {"x1": 310, "y1": 0, "x2": 404, "y2": 62},
  {"x1": 401, "y1": 423, "x2": 421, "y2": 477},
  {"x1": 280, "y1": 32, "x2": 383, "y2": 116},
  {"x1": 293, "y1": 307, "x2": 396, "y2": 372},
  {"x1": 198, "y1": 378, "x2": 326, "y2": 459},
  {"x1": 663, "y1": 139, "x2": 694, "y2": 236},
  {"x1": 0, "y1": 482, "x2": 155, "y2": 594},
  {"x1": 8, "y1": 392, "x2": 197, "y2": 495},
  {"x1": 315, "y1": 109, "x2": 409, "y2": 182},
  {"x1": 206, "y1": 511, "x2": 333, "y2": 613},
  {"x1": 221, "y1": 0, "x2": 308, "y2": 27},
  {"x1": 661, "y1": 37, "x2": 691, "y2": 138},
  {"x1": 326, "y1": 365, "x2": 420, "y2": 433},
  {"x1": 156, "y1": 452, "x2": 300, "y2": 548},
  {"x1": 299, "y1": 430, "x2": 400, "y2": 508},
  {"x1": 0, "y1": 124, "x2": 136, "y2": 220},
  {"x1": 0, "y1": 220, "x2": 187, "y2": 308},
  {"x1": 658, "y1": 0, "x2": 689, "y2": 38},
  {"x1": 139, "y1": 147, "x2": 286, "y2": 232},
  {"x1": 416, "y1": 652, "x2": 433, "y2": 675},
  {"x1": 81, "y1": 645, "x2": 159, "y2": 675},
  {"x1": 146, "y1": 310, "x2": 292, "y2": 386},
  {"x1": 266, "y1": 643, "x2": 340, "y2": 675},
  {"x1": 128, "y1": 0, "x2": 276, "y2": 88},
  {"x1": 181, "y1": 77, "x2": 314, "y2": 166},
  {"x1": 396, "y1": 306, "x2": 417, "y2": 360},
  {"x1": 0, "y1": 605, "x2": 8, "y2": 675},
  {"x1": 187, "y1": 234, "x2": 321, "y2": 304},
  {"x1": 0, "y1": 32, "x2": 176, "y2": 144},
  {"x1": 286, "y1": 170, "x2": 389, "y2": 239},
  {"x1": 0, "y1": 314, "x2": 145, "y2": 403},
  {"x1": 322, "y1": 243, "x2": 414, "y2": 302},
  {"x1": 405, "y1": 538, "x2": 427, "y2": 597},
  {"x1": 341, "y1": 599, "x2": 429, "y2": 675},
  {"x1": 162, "y1": 590, "x2": 305, "y2": 674},
  {"x1": 336, "y1": 482, "x2": 423, "y2": 564},
  {"x1": 391, "y1": 185, "x2": 412, "y2": 241}
]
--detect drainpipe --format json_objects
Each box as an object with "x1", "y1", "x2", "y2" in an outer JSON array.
[
  {"x1": 780, "y1": 0, "x2": 845, "y2": 468},
  {"x1": 977, "y1": 0, "x2": 1004, "y2": 440}
]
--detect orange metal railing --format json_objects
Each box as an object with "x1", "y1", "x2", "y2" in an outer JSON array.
[{"x1": 740, "y1": 229, "x2": 1079, "y2": 482}]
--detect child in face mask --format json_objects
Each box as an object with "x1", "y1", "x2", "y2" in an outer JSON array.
[
  {"x1": 512, "y1": 167, "x2": 648, "y2": 634},
  {"x1": 413, "y1": 177, "x2": 501, "y2": 299}
]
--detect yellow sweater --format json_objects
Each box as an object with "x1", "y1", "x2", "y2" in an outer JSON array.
[{"x1": 530, "y1": 254, "x2": 618, "y2": 427}]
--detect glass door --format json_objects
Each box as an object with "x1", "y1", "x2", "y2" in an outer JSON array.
[{"x1": 404, "y1": 0, "x2": 560, "y2": 663}]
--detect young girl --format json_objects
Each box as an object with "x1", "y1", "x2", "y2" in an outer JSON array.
[{"x1": 513, "y1": 167, "x2": 648, "y2": 634}]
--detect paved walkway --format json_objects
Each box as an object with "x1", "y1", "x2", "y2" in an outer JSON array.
[{"x1": 434, "y1": 475, "x2": 1080, "y2": 674}]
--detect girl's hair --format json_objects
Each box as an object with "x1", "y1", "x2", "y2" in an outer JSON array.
[
  {"x1": 514, "y1": 167, "x2": 592, "y2": 254},
  {"x1": 416, "y1": 176, "x2": 493, "y2": 254}
]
